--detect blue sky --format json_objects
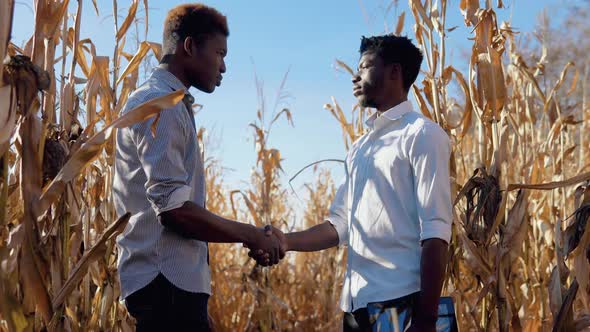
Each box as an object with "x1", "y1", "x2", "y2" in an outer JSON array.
[{"x1": 12, "y1": 0, "x2": 568, "y2": 211}]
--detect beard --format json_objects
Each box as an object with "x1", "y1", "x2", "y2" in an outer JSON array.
[
  {"x1": 356, "y1": 81, "x2": 380, "y2": 108},
  {"x1": 358, "y1": 95, "x2": 378, "y2": 108}
]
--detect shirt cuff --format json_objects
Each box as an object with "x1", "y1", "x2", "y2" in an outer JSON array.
[
  {"x1": 326, "y1": 216, "x2": 348, "y2": 246},
  {"x1": 420, "y1": 218, "x2": 452, "y2": 243},
  {"x1": 153, "y1": 185, "x2": 192, "y2": 216}
]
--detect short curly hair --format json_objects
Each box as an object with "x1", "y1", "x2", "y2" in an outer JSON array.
[
  {"x1": 163, "y1": 3, "x2": 229, "y2": 54},
  {"x1": 359, "y1": 34, "x2": 423, "y2": 91}
]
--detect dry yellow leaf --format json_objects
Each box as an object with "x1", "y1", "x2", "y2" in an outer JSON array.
[
  {"x1": 0, "y1": 84, "x2": 17, "y2": 155},
  {"x1": 0, "y1": 0, "x2": 14, "y2": 80},
  {"x1": 499, "y1": 190, "x2": 529, "y2": 261},
  {"x1": 410, "y1": 0, "x2": 434, "y2": 31},
  {"x1": 508, "y1": 172, "x2": 590, "y2": 191},
  {"x1": 395, "y1": 12, "x2": 406, "y2": 35},
  {"x1": 116, "y1": 0, "x2": 139, "y2": 41},
  {"x1": 459, "y1": 0, "x2": 479, "y2": 26},
  {"x1": 117, "y1": 41, "x2": 160, "y2": 85},
  {"x1": 52, "y1": 213, "x2": 131, "y2": 309},
  {"x1": 412, "y1": 85, "x2": 434, "y2": 121},
  {"x1": 335, "y1": 59, "x2": 354, "y2": 76}
]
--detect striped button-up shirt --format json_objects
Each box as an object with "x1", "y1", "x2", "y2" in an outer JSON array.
[
  {"x1": 327, "y1": 101, "x2": 452, "y2": 312},
  {"x1": 113, "y1": 66, "x2": 209, "y2": 300}
]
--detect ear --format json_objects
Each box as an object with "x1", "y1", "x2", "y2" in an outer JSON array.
[
  {"x1": 389, "y1": 63, "x2": 402, "y2": 82},
  {"x1": 183, "y1": 36, "x2": 193, "y2": 57}
]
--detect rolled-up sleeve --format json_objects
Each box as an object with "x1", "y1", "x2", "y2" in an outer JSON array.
[
  {"x1": 327, "y1": 167, "x2": 350, "y2": 246},
  {"x1": 409, "y1": 124, "x2": 453, "y2": 243},
  {"x1": 131, "y1": 100, "x2": 190, "y2": 216}
]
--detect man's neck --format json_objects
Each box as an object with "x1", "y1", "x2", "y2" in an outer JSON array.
[
  {"x1": 159, "y1": 56, "x2": 191, "y2": 89},
  {"x1": 376, "y1": 96, "x2": 408, "y2": 113}
]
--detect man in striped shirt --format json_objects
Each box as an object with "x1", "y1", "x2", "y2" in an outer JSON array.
[{"x1": 113, "y1": 4, "x2": 282, "y2": 332}]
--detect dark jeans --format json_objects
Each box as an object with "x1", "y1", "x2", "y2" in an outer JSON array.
[{"x1": 125, "y1": 273, "x2": 210, "y2": 332}]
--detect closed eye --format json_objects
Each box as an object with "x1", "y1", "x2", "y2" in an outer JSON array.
[{"x1": 357, "y1": 62, "x2": 372, "y2": 71}]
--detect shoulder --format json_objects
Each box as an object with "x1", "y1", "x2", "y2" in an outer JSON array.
[
  {"x1": 404, "y1": 112, "x2": 449, "y2": 143},
  {"x1": 401, "y1": 113, "x2": 451, "y2": 161},
  {"x1": 122, "y1": 80, "x2": 173, "y2": 115},
  {"x1": 122, "y1": 82, "x2": 186, "y2": 140}
]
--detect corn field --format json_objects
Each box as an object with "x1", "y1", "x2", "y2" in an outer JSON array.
[{"x1": 1, "y1": 0, "x2": 590, "y2": 331}]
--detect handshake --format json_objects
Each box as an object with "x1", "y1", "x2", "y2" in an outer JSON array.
[
  {"x1": 244, "y1": 225, "x2": 288, "y2": 267},
  {"x1": 239, "y1": 220, "x2": 336, "y2": 265}
]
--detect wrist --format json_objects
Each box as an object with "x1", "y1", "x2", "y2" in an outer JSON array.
[
  {"x1": 413, "y1": 293, "x2": 439, "y2": 324},
  {"x1": 241, "y1": 224, "x2": 259, "y2": 245},
  {"x1": 284, "y1": 233, "x2": 294, "y2": 252},
  {"x1": 285, "y1": 237, "x2": 292, "y2": 252}
]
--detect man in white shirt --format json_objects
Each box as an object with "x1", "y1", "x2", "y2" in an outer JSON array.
[{"x1": 251, "y1": 34, "x2": 453, "y2": 331}]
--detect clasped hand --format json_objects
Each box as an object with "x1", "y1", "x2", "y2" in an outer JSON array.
[{"x1": 243, "y1": 225, "x2": 287, "y2": 266}]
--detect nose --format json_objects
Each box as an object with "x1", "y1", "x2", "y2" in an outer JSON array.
[
  {"x1": 351, "y1": 72, "x2": 360, "y2": 84},
  {"x1": 220, "y1": 59, "x2": 226, "y2": 74}
]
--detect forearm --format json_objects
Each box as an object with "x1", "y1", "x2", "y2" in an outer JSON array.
[
  {"x1": 285, "y1": 221, "x2": 339, "y2": 252},
  {"x1": 159, "y1": 201, "x2": 256, "y2": 244},
  {"x1": 415, "y1": 238, "x2": 448, "y2": 322}
]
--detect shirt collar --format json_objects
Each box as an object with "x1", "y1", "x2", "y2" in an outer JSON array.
[
  {"x1": 151, "y1": 65, "x2": 195, "y2": 112},
  {"x1": 151, "y1": 65, "x2": 189, "y2": 93},
  {"x1": 365, "y1": 100, "x2": 413, "y2": 130}
]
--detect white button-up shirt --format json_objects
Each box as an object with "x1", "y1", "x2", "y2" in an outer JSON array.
[
  {"x1": 113, "y1": 67, "x2": 209, "y2": 300},
  {"x1": 327, "y1": 100, "x2": 452, "y2": 312}
]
